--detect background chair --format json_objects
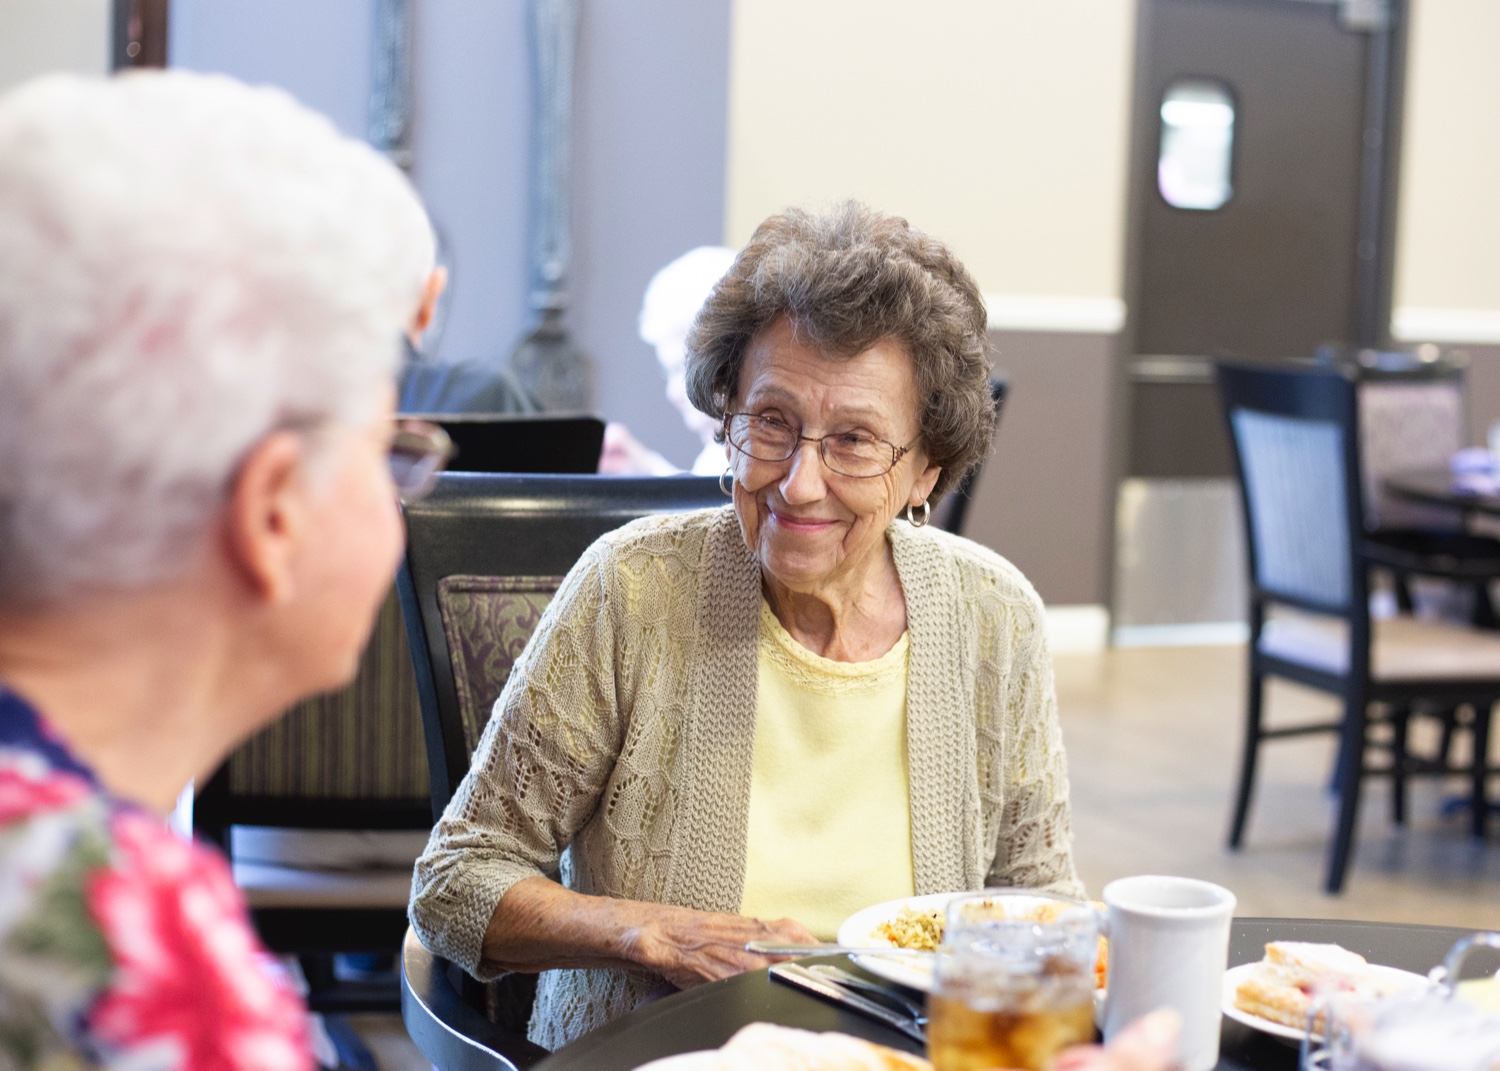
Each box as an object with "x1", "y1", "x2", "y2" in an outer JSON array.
[
  {"x1": 1216, "y1": 361, "x2": 1500, "y2": 893},
  {"x1": 194, "y1": 589, "x2": 430, "y2": 1011},
  {"x1": 422, "y1": 413, "x2": 607, "y2": 476},
  {"x1": 195, "y1": 413, "x2": 610, "y2": 1013},
  {"x1": 1330, "y1": 350, "x2": 1500, "y2": 629},
  {"x1": 397, "y1": 472, "x2": 725, "y2": 1060},
  {"x1": 932, "y1": 375, "x2": 1008, "y2": 536}
]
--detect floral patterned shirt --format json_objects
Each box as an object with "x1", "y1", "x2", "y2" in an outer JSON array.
[{"x1": 0, "y1": 685, "x2": 312, "y2": 1071}]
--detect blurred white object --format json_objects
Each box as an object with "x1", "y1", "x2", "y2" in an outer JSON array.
[
  {"x1": 599, "y1": 421, "x2": 677, "y2": 475},
  {"x1": 640, "y1": 246, "x2": 738, "y2": 475},
  {"x1": 1452, "y1": 447, "x2": 1494, "y2": 474}
]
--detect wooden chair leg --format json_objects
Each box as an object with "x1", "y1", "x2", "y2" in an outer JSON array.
[
  {"x1": 1390, "y1": 704, "x2": 1410, "y2": 826},
  {"x1": 1472, "y1": 703, "x2": 1493, "y2": 839},
  {"x1": 1325, "y1": 689, "x2": 1369, "y2": 894},
  {"x1": 1229, "y1": 664, "x2": 1266, "y2": 849},
  {"x1": 1394, "y1": 573, "x2": 1415, "y2": 615},
  {"x1": 1439, "y1": 706, "x2": 1460, "y2": 769},
  {"x1": 1475, "y1": 582, "x2": 1500, "y2": 631}
]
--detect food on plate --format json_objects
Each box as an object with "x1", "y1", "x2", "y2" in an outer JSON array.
[
  {"x1": 634, "y1": 1022, "x2": 932, "y2": 1070},
  {"x1": 1232, "y1": 941, "x2": 1407, "y2": 1031},
  {"x1": 874, "y1": 899, "x2": 1109, "y2": 988},
  {"x1": 877, "y1": 906, "x2": 945, "y2": 952}
]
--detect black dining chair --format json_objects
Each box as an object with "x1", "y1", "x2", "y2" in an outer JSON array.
[
  {"x1": 1216, "y1": 361, "x2": 1500, "y2": 893},
  {"x1": 396, "y1": 472, "x2": 725, "y2": 1062},
  {"x1": 932, "y1": 375, "x2": 1008, "y2": 537},
  {"x1": 194, "y1": 587, "x2": 432, "y2": 1012},
  {"x1": 1320, "y1": 349, "x2": 1500, "y2": 633}
]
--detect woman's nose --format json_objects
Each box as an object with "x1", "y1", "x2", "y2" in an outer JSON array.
[{"x1": 778, "y1": 441, "x2": 827, "y2": 504}]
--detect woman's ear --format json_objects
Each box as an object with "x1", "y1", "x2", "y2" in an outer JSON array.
[
  {"x1": 222, "y1": 430, "x2": 309, "y2": 604},
  {"x1": 407, "y1": 266, "x2": 449, "y2": 343},
  {"x1": 912, "y1": 460, "x2": 943, "y2": 506}
]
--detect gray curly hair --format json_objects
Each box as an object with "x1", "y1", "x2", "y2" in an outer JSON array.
[{"x1": 684, "y1": 202, "x2": 993, "y2": 500}]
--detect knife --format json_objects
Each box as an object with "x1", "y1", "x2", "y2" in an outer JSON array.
[
  {"x1": 747, "y1": 942, "x2": 932, "y2": 958},
  {"x1": 769, "y1": 963, "x2": 927, "y2": 1044}
]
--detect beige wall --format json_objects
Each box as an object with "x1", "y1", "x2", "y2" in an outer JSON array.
[
  {"x1": 725, "y1": 0, "x2": 1137, "y2": 303},
  {"x1": 1392, "y1": 0, "x2": 1500, "y2": 337},
  {"x1": 0, "y1": 0, "x2": 110, "y2": 95}
]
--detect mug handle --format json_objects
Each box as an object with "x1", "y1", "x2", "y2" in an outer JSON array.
[
  {"x1": 1300, "y1": 991, "x2": 1332, "y2": 1071},
  {"x1": 1428, "y1": 931, "x2": 1500, "y2": 995}
]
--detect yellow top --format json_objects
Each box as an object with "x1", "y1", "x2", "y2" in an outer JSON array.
[{"x1": 739, "y1": 600, "x2": 916, "y2": 940}]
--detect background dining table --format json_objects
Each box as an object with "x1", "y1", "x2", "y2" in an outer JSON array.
[
  {"x1": 1384, "y1": 466, "x2": 1500, "y2": 517},
  {"x1": 402, "y1": 918, "x2": 1498, "y2": 1071}
]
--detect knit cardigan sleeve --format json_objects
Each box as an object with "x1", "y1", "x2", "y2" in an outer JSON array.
[
  {"x1": 408, "y1": 540, "x2": 626, "y2": 978},
  {"x1": 982, "y1": 569, "x2": 1085, "y2": 899}
]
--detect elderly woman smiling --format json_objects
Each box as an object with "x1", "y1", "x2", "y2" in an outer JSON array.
[{"x1": 410, "y1": 203, "x2": 1082, "y2": 1048}]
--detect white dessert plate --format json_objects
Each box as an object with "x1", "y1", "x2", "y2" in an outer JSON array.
[{"x1": 1220, "y1": 962, "x2": 1429, "y2": 1042}]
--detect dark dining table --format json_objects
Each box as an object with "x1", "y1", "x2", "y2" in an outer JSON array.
[
  {"x1": 1384, "y1": 466, "x2": 1500, "y2": 517},
  {"x1": 402, "y1": 918, "x2": 1498, "y2": 1071}
]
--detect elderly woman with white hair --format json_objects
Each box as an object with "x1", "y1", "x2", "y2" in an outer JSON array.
[{"x1": 0, "y1": 70, "x2": 447, "y2": 1070}]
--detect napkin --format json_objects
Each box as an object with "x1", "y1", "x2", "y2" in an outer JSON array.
[{"x1": 633, "y1": 1023, "x2": 931, "y2": 1071}]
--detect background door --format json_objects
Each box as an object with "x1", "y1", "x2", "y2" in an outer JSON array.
[{"x1": 1113, "y1": 0, "x2": 1402, "y2": 632}]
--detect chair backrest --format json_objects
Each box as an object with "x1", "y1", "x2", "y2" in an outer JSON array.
[
  {"x1": 933, "y1": 376, "x2": 1009, "y2": 536},
  {"x1": 399, "y1": 473, "x2": 726, "y2": 816},
  {"x1": 1214, "y1": 362, "x2": 1366, "y2": 617},
  {"x1": 195, "y1": 587, "x2": 431, "y2": 847},
  {"x1": 1358, "y1": 374, "x2": 1465, "y2": 531},
  {"x1": 411, "y1": 413, "x2": 606, "y2": 475}
]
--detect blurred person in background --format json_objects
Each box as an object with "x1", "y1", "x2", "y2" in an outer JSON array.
[
  {"x1": 0, "y1": 70, "x2": 447, "y2": 1070},
  {"x1": 599, "y1": 245, "x2": 737, "y2": 474}
]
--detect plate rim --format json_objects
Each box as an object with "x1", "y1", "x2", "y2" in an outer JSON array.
[
  {"x1": 837, "y1": 892, "x2": 958, "y2": 993},
  {"x1": 1220, "y1": 961, "x2": 1430, "y2": 1042},
  {"x1": 836, "y1": 890, "x2": 1080, "y2": 994}
]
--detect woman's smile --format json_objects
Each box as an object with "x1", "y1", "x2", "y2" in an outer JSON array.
[{"x1": 766, "y1": 506, "x2": 841, "y2": 535}]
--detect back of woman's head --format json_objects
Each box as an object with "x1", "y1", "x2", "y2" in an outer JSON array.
[{"x1": 0, "y1": 70, "x2": 434, "y2": 605}]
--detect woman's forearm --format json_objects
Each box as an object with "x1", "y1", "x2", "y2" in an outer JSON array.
[
  {"x1": 480, "y1": 876, "x2": 646, "y2": 975},
  {"x1": 479, "y1": 875, "x2": 818, "y2": 989}
]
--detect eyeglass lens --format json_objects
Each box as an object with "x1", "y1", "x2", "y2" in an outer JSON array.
[
  {"x1": 389, "y1": 419, "x2": 454, "y2": 504},
  {"x1": 726, "y1": 414, "x2": 896, "y2": 478}
]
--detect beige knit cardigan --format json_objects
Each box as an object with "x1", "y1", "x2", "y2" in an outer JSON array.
[{"x1": 409, "y1": 506, "x2": 1082, "y2": 1050}]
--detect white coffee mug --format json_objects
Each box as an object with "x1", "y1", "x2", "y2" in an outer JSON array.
[{"x1": 1101, "y1": 875, "x2": 1236, "y2": 1071}]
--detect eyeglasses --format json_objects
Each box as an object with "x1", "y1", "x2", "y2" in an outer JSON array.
[
  {"x1": 723, "y1": 412, "x2": 917, "y2": 479},
  {"x1": 389, "y1": 418, "x2": 455, "y2": 504}
]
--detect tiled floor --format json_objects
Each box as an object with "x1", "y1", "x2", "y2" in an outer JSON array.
[{"x1": 1059, "y1": 642, "x2": 1500, "y2": 929}]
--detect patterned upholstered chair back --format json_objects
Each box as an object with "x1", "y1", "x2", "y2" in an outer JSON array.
[
  {"x1": 1358, "y1": 378, "x2": 1465, "y2": 531},
  {"x1": 399, "y1": 473, "x2": 727, "y2": 814},
  {"x1": 1217, "y1": 362, "x2": 1366, "y2": 617},
  {"x1": 436, "y1": 575, "x2": 562, "y2": 758}
]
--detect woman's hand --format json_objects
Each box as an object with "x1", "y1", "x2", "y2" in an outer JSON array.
[
  {"x1": 1055, "y1": 1008, "x2": 1180, "y2": 1071},
  {"x1": 616, "y1": 902, "x2": 819, "y2": 989},
  {"x1": 480, "y1": 877, "x2": 817, "y2": 988}
]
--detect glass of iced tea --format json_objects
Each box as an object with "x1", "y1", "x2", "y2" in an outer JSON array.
[{"x1": 927, "y1": 890, "x2": 1098, "y2": 1071}]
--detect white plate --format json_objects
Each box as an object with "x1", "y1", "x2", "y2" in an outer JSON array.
[
  {"x1": 1220, "y1": 962, "x2": 1429, "y2": 1042},
  {"x1": 836, "y1": 891, "x2": 1080, "y2": 994},
  {"x1": 836, "y1": 892, "x2": 958, "y2": 992}
]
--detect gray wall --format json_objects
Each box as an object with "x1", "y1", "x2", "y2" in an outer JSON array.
[
  {"x1": 963, "y1": 330, "x2": 1116, "y2": 606},
  {"x1": 171, "y1": 0, "x2": 730, "y2": 469}
]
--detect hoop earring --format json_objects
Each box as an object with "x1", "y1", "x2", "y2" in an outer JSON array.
[
  {"x1": 719, "y1": 469, "x2": 734, "y2": 498},
  {"x1": 905, "y1": 500, "x2": 930, "y2": 528}
]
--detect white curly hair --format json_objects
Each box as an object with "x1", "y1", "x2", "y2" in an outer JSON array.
[{"x1": 0, "y1": 70, "x2": 435, "y2": 604}]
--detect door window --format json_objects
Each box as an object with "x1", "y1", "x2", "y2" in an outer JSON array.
[{"x1": 1157, "y1": 78, "x2": 1235, "y2": 210}]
